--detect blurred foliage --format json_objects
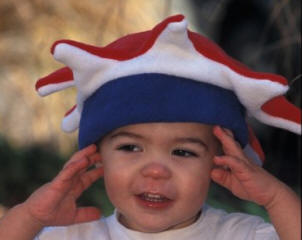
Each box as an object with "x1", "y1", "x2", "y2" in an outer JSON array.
[
  {"x1": 0, "y1": 135, "x2": 114, "y2": 216},
  {"x1": 0, "y1": 136, "x2": 63, "y2": 207},
  {"x1": 0, "y1": 0, "x2": 300, "y2": 222}
]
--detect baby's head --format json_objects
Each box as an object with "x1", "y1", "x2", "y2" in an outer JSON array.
[
  {"x1": 98, "y1": 122, "x2": 220, "y2": 232},
  {"x1": 36, "y1": 14, "x2": 301, "y2": 233}
]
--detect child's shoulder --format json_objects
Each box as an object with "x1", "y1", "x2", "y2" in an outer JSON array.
[
  {"x1": 204, "y1": 204, "x2": 266, "y2": 224},
  {"x1": 202, "y1": 205, "x2": 279, "y2": 239},
  {"x1": 34, "y1": 217, "x2": 110, "y2": 240}
]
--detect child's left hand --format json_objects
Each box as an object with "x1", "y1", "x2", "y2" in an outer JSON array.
[{"x1": 211, "y1": 126, "x2": 286, "y2": 209}]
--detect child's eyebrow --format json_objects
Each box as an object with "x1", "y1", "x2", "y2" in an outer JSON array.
[
  {"x1": 108, "y1": 132, "x2": 208, "y2": 149},
  {"x1": 108, "y1": 131, "x2": 144, "y2": 140},
  {"x1": 174, "y1": 137, "x2": 208, "y2": 150}
]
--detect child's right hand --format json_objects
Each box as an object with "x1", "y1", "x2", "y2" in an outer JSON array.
[{"x1": 21, "y1": 144, "x2": 104, "y2": 227}]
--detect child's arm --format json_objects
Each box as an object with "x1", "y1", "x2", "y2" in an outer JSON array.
[
  {"x1": 211, "y1": 126, "x2": 301, "y2": 240},
  {"x1": 0, "y1": 144, "x2": 103, "y2": 240}
]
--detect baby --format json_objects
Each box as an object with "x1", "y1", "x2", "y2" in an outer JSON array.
[{"x1": 0, "y1": 15, "x2": 300, "y2": 240}]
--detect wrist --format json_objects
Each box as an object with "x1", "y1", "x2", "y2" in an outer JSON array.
[
  {"x1": 264, "y1": 180, "x2": 298, "y2": 211},
  {"x1": 16, "y1": 203, "x2": 45, "y2": 231},
  {"x1": 263, "y1": 181, "x2": 301, "y2": 240},
  {"x1": 0, "y1": 203, "x2": 44, "y2": 240}
]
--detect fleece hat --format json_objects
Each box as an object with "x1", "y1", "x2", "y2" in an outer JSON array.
[{"x1": 36, "y1": 14, "x2": 301, "y2": 165}]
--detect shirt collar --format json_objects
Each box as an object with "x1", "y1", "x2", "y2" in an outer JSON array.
[{"x1": 106, "y1": 205, "x2": 211, "y2": 240}]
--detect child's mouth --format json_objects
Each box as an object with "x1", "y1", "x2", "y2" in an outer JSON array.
[{"x1": 135, "y1": 192, "x2": 173, "y2": 209}]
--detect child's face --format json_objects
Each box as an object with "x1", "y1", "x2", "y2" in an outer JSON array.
[{"x1": 99, "y1": 122, "x2": 220, "y2": 233}]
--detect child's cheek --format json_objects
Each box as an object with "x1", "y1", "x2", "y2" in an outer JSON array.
[
  {"x1": 103, "y1": 167, "x2": 126, "y2": 201},
  {"x1": 103, "y1": 154, "x2": 135, "y2": 191}
]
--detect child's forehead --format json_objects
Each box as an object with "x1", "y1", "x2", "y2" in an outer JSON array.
[{"x1": 106, "y1": 122, "x2": 215, "y2": 140}]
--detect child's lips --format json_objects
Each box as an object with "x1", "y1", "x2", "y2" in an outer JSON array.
[
  {"x1": 139, "y1": 192, "x2": 172, "y2": 201},
  {"x1": 134, "y1": 192, "x2": 174, "y2": 210}
]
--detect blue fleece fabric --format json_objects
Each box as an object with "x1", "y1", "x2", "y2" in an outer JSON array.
[{"x1": 79, "y1": 73, "x2": 248, "y2": 149}]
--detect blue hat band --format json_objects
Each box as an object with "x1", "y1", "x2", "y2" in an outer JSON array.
[{"x1": 79, "y1": 73, "x2": 248, "y2": 148}]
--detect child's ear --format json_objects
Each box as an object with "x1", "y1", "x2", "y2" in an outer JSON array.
[
  {"x1": 93, "y1": 142, "x2": 103, "y2": 168},
  {"x1": 212, "y1": 126, "x2": 222, "y2": 156},
  {"x1": 94, "y1": 152, "x2": 103, "y2": 170},
  {"x1": 216, "y1": 143, "x2": 224, "y2": 156},
  {"x1": 95, "y1": 139, "x2": 103, "y2": 152},
  {"x1": 213, "y1": 134, "x2": 223, "y2": 156}
]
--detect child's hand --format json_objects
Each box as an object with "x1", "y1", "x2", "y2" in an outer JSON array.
[
  {"x1": 211, "y1": 126, "x2": 286, "y2": 209},
  {"x1": 21, "y1": 144, "x2": 104, "y2": 227}
]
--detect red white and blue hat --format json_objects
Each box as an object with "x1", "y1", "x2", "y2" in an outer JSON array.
[{"x1": 36, "y1": 15, "x2": 301, "y2": 165}]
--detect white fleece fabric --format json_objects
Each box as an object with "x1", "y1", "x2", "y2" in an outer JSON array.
[
  {"x1": 37, "y1": 16, "x2": 300, "y2": 135},
  {"x1": 34, "y1": 205, "x2": 279, "y2": 240}
]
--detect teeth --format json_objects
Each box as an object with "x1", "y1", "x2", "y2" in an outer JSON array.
[
  {"x1": 140, "y1": 193, "x2": 169, "y2": 202},
  {"x1": 145, "y1": 193, "x2": 161, "y2": 199}
]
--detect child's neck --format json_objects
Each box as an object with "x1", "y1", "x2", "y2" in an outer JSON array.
[{"x1": 118, "y1": 210, "x2": 202, "y2": 233}]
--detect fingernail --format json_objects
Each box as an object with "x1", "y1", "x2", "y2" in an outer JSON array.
[
  {"x1": 213, "y1": 126, "x2": 221, "y2": 134},
  {"x1": 223, "y1": 128, "x2": 234, "y2": 138}
]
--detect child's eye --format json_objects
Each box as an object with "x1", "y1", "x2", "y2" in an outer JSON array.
[
  {"x1": 117, "y1": 144, "x2": 142, "y2": 152},
  {"x1": 172, "y1": 149, "x2": 198, "y2": 157}
]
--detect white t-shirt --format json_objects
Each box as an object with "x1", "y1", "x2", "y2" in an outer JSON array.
[{"x1": 34, "y1": 205, "x2": 279, "y2": 240}]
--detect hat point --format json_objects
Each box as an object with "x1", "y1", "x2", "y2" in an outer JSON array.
[{"x1": 166, "y1": 17, "x2": 188, "y2": 32}]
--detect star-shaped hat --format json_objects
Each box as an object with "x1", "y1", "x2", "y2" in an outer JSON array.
[{"x1": 36, "y1": 15, "x2": 301, "y2": 165}]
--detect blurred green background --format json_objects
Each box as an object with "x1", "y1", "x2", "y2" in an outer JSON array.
[{"x1": 0, "y1": 0, "x2": 300, "y2": 222}]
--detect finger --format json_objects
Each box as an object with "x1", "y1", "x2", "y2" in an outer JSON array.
[
  {"x1": 213, "y1": 156, "x2": 254, "y2": 181},
  {"x1": 74, "y1": 207, "x2": 101, "y2": 224},
  {"x1": 73, "y1": 167, "x2": 104, "y2": 198},
  {"x1": 213, "y1": 126, "x2": 246, "y2": 159},
  {"x1": 49, "y1": 158, "x2": 89, "y2": 195},
  {"x1": 211, "y1": 156, "x2": 251, "y2": 190},
  {"x1": 63, "y1": 144, "x2": 97, "y2": 169},
  {"x1": 54, "y1": 157, "x2": 90, "y2": 186},
  {"x1": 211, "y1": 167, "x2": 232, "y2": 189},
  {"x1": 88, "y1": 153, "x2": 102, "y2": 166},
  {"x1": 223, "y1": 128, "x2": 234, "y2": 138},
  {"x1": 77, "y1": 153, "x2": 102, "y2": 177}
]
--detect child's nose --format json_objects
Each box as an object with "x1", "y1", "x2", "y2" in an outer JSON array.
[{"x1": 141, "y1": 162, "x2": 172, "y2": 179}]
